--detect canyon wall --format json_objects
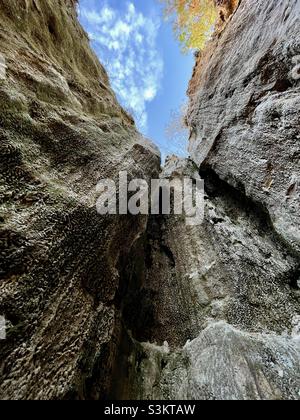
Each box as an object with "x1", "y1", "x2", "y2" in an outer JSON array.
[
  {"x1": 124, "y1": 0, "x2": 300, "y2": 400},
  {"x1": 0, "y1": 0, "x2": 299, "y2": 401},
  {"x1": 188, "y1": 0, "x2": 300, "y2": 253},
  {"x1": 0, "y1": 0, "x2": 160, "y2": 399}
]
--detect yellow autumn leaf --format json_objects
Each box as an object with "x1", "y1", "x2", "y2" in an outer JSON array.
[{"x1": 161, "y1": 0, "x2": 218, "y2": 52}]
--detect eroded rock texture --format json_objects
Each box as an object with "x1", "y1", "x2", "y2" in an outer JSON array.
[
  {"x1": 121, "y1": 157, "x2": 300, "y2": 400},
  {"x1": 188, "y1": 0, "x2": 300, "y2": 252},
  {"x1": 120, "y1": 0, "x2": 300, "y2": 401},
  {"x1": 130, "y1": 321, "x2": 300, "y2": 400},
  {"x1": 0, "y1": 0, "x2": 160, "y2": 399},
  {"x1": 0, "y1": 0, "x2": 299, "y2": 402}
]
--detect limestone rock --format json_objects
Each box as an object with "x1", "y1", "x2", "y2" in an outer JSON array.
[
  {"x1": 0, "y1": 0, "x2": 299, "y2": 402},
  {"x1": 132, "y1": 321, "x2": 300, "y2": 400},
  {"x1": 120, "y1": 0, "x2": 300, "y2": 400},
  {"x1": 0, "y1": 0, "x2": 160, "y2": 400},
  {"x1": 188, "y1": 0, "x2": 300, "y2": 253}
]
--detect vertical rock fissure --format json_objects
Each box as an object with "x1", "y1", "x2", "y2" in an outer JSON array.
[
  {"x1": 0, "y1": 0, "x2": 299, "y2": 401},
  {"x1": 108, "y1": 157, "x2": 299, "y2": 400},
  {"x1": 107, "y1": 0, "x2": 300, "y2": 399}
]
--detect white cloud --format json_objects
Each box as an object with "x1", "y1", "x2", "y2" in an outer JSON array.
[
  {"x1": 79, "y1": 1, "x2": 163, "y2": 132},
  {"x1": 144, "y1": 87, "x2": 156, "y2": 101},
  {"x1": 81, "y1": 6, "x2": 115, "y2": 24}
]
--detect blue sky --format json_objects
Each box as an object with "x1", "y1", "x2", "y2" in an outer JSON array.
[{"x1": 78, "y1": 0, "x2": 194, "y2": 158}]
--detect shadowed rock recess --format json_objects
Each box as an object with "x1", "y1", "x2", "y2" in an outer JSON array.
[{"x1": 0, "y1": 0, "x2": 299, "y2": 401}]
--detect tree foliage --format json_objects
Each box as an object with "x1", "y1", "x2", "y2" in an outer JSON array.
[
  {"x1": 165, "y1": 100, "x2": 189, "y2": 155},
  {"x1": 161, "y1": 0, "x2": 218, "y2": 52}
]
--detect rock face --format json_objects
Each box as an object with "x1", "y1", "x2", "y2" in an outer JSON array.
[
  {"x1": 0, "y1": 0, "x2": 299, "y2": 401},
  {"x1": 123, "y1": 157, "x2": 300, "y2": 400},
  {"x1": 130, "y1": 321, "x2": 300, "y2": 400},
  {"x1": 188, "y1": 0, "x2": 300, "y2": 253},
  {"x1": 120, "y1": 0, "x2": 300, "y2": 401},
  {"x1": 0, "y1": 0, "x2": 160, "y2": 399}
]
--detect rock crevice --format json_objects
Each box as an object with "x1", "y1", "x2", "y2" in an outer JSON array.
[
  {"x1": 0, "y1": 0, "x2": 299, "y2": 401},
  {"x1": 113, "y1": 0, "x2": 300, "y2": 400}
]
